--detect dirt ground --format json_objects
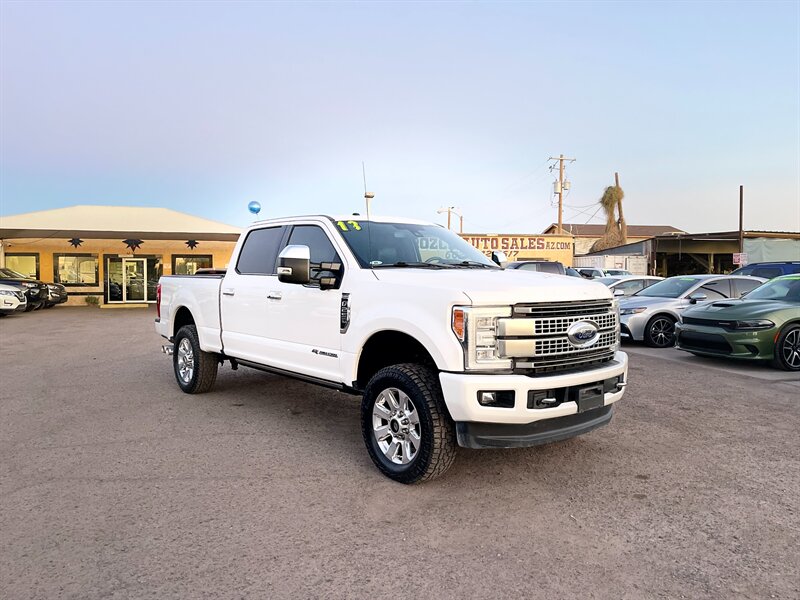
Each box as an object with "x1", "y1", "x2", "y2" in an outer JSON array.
[{"x1": 1, "y1": 307, "x2": 798, "y2": 599}]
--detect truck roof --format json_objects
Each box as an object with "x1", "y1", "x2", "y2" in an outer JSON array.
[{"x1": 251, "y1": 214, "x2": 437, "y2": 226}]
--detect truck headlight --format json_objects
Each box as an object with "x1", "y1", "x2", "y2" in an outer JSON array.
[{"x1": 452, "y1": 306, "x2": 513, "y2": 370}]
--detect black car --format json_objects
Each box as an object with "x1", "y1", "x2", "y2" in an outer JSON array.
[
  {"x1": 44, "y1": 283, "x2": 68, "y2": 308},
  {"x1": 0, "y1": 267, "x2": 49, "y2": 311},
  {"x1": 506, "y1": 260, "x2": 566, "y2": 275},
  {"x1": 731, "y1": 261, "x2": 800, "y2": 279}
]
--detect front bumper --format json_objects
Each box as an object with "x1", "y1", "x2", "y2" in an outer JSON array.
[
  {"x1": 457, "y1": 405, "x2": 614, "y2": 449},
  {"x1": 439, "y1": 351, "x2": 627, "y2": 439},
  {"x1": 675, "y1": 322, "x2": 775, "y2": 360},
  {"x1": 620, "y1": 313, "x2": 649, "y2": 341}
]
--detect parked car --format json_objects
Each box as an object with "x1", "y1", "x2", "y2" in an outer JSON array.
[
  {"x1": 619, "y1": 274, "x2": 766, "y2": 347},
  {"x1": 596, "y1": 275, "x2": 664, "y2": 297},
  {"x1": 730, "y1": 261, "x2": 800, "y2": 280},
  {"x1": 576, "y1": 267, "x2": 605, "y2": 279},
  {"x1": 604, "y1": 269, "x2": 633, "y2": 277},
  {"x1": 676, "y1": 275, "x2": 800, "y2": 370},
  {"x1": 44, "y1": 283, "x2": 68, "y2": 307},
  {"x1": 0, "y1": 268, "x2": 49, "y2": 311},
  {"x1": 0, "y1": 283, "x2": 27, "y2": 316},
  {"x1": 505, "y1": 260, "x2": 566, "y2": 275}
]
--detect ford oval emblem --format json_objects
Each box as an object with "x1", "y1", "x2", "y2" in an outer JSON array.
[{"x1": 567, "y1": 320, "x2": 599, "y2": 347}]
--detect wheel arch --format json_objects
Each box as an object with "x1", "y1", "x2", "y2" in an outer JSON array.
[
  {"x1": 355, "y1": 330, "x2": 438, "y2": 391},
  {"x1": 171, "y1": 306, "x2": 196, "y2": 339}
]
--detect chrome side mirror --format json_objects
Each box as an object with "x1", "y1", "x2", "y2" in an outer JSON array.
[{"x1": 277, "y1": 245, "x2": 310, "y2": 285}]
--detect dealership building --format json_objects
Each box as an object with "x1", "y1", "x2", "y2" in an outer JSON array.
[{"x1": 0, "y1": 205, "x2": 240, "y2": 306}]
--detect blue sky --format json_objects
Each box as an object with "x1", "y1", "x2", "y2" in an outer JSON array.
[{"x1": 1, "y1": 1, "x2": 798, "y2": 233}]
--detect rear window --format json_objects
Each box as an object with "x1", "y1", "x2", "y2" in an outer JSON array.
[
  {"x1": 236, "y1": 226, "x2": 285, "y2": 275},
  {"x1": 752, "y1": 267, "x2": 783, "y2": 279}
]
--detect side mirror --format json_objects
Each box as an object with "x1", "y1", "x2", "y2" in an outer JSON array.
[
  {"x1": 688, "y1": 292, "x2": 707, "y2": 304},
  {"x1": 277, "y1": 245, "x2": 310, "y2": 285},
  {"x1": 491, "y1": 251, "x2": 508, "y2": 267},
  {"x1": 613, "y1": 288, "x2": 626, "y2": 297}
]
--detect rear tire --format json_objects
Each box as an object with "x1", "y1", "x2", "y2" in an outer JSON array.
[
  {"x1": 644, "y1": 315, "x2": 676, "y2": 348},
  {"x1": 772, "y1": 324, "x2": 800, "y2": 371},
  {"x1": 173, "y1": 324, "x2": 219, "y2": 393},
  {"x1": 361, "y1": 363, "x2": 456, "y2": 484}
]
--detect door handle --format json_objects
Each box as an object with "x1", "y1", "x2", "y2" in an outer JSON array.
[
  {"x1": 267, "y1": 291, "x2": 282, "y2": 300},
  {"x1": 222, "y1": 289, "x2": 235, "y2": 296}
]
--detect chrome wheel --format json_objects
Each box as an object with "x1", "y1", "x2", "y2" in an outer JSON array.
[
  {"x1": 372, "y1": 387, "x2": 422, "y2": 465},
  {"x1": 782, "y1": 329, "x2": 800, "y2": 368},
  {"x1": 648, "y1": 317, "x2": 675, "y2": 347},
  {"x1": 176, "y1": 337, "x2": 195, "y2": 384}
]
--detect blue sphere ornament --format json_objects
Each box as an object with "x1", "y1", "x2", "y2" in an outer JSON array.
[{"x1": 247, "y1": 201, "x2": 261, "y2": 215}]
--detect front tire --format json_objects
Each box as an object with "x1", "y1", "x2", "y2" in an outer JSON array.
[
  {"x1": 173, "y1": 325, "x2": 219, "y2": 393},
  {"x1": 361, "y1": 363, "x2": 456, "y2": 484},
  {"x1": 644, "y1": 315, "x2": 676, "y2": 348},
  {"x1": 773, "y1": 324, "x2": 800, "y2": 371}
]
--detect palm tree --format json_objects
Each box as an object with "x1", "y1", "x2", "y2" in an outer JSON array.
[{"x1": 591, "y1": 177, "x2": 627, "y2": 252}]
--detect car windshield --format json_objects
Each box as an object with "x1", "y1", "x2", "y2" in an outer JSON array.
[
  {"x1": 335, "y1": 220, "x2": 498, "y2": 269},
  {"x1": 635, "y1": 276, "x2": 702, "y2": 298},
  {"x1": 744, "y1": 276, "x2": 800, "y2": 302},
  {"x1": 0, "y1": 268, "x2": 27, "y2": 279}
]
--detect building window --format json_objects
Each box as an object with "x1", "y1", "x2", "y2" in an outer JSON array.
[
  {"x1": 5, "y1": 253, "x2": 39, "y2": 279},
  {"x1": 172, "y1": 255, "x2": 213, "y2": 275},
  {"x1": 54, "y1": 254, "x2": 99, "y2": 286}
]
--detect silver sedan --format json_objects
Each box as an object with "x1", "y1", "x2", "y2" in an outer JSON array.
[{"x1": 619, "y1": 274, "x2": 766, "y2": 347}]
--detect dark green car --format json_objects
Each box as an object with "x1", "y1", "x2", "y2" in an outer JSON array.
[{"x1": 675, "y1": 275, "x2": 800, "y2": 371}]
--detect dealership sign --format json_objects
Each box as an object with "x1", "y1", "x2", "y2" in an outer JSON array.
[{"x1": 460, "y1": 235, "x2": 574, "y2": 259}]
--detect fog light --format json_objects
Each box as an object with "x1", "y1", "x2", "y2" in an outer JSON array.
[
  {"x1": 477, "y1": 390, "x2": 515, "y2": 408},
  {"x1": 479, "y1": 392, "x2": 496, "y2": 405}
]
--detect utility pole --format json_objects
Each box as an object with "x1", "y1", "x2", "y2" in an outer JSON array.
[
  {"x1": 738, "y1": 185, "x2": 744, "y2": 253},
  {"x1": 437, "y1": 206, "x2": 461, "y2": 231},
  {"x1": 548, "y1": 154, "x2": 576, "y2": 233}
]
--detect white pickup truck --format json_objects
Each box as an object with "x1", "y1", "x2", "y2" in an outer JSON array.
[{"x1": 155, "y1": 215, "x2": 628, "y2": 483}]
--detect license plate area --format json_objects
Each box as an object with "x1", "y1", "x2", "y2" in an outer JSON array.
[{"x1": 576, "y1": 384, "x2": 604, "y2": 413}]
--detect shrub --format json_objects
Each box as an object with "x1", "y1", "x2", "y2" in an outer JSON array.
[{"x1": 85, "y1": 295, "x2": 100, "y2": 306}]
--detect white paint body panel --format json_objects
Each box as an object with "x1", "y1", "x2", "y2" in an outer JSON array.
[{"x1": 156, "y1": 216, "x2": 629, "y2": 425}]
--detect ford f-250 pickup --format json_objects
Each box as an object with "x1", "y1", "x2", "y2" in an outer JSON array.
[{"x1": 155, "y1": 215, "x2": 628, "y2": 483}]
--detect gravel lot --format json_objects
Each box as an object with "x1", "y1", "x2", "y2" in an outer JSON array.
[{"x1": 2, "y1": 307, "x2": 798, "y2": 599}]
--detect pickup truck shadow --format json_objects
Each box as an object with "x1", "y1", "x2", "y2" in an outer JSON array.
[{"x1": 201, "y1": 367, "x2": 610, "y2": 486}]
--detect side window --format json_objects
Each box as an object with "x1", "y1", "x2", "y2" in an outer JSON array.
[
  {"x1": 733, "y1": 278, "x2": 762, "y2": 297},
  {"x1": 519, "y1": 263, "x2": 541, "y2": 272},
  {"x1": 699, "y1": 280, "x2": 730, "y2": 299},
  {"x1": 287, "y1": 225, "x2": 342, "y2": 280},
  {"x1": 752, "y1": 267, "x2": 782, "y2": 279},
  {"x1": 538, "y1": 262, "x2": 562, "y2": 275},
  {"x1": 615, "y1": 279, "x2": 645, "y2": 295},
  {"x1": 236, "y1": 226, "x2": 285, "y2": 275}
]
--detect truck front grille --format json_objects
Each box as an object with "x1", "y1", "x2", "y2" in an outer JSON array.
[{"x1": 499, "y1": 300, "x2": 619, "y2": 375}]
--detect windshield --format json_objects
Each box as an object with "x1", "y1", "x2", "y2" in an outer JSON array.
[
  {"x1": 745, "y1": 276, "x2": 800, "y2": 302},
  {"x1": 635, "y1": 276, "x2": 701, "y2": 298},
  {"x1": 0, "y1": 268, "x2": 28, "y2": 279},
  {"x1": 335, "y1": 220, "x2": 498, "y2": 269}
]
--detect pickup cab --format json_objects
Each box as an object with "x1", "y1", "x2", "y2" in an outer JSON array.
[{"x1": 155, "y1": 215, "x2": 628, "y2": 483}]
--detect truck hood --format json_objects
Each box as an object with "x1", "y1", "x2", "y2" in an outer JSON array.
[{"x1": 371, "y1": 268, "x2": 612, "y2": 304}]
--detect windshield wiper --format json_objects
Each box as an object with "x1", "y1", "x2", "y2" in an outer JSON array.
[
  {"x1": 448, "y1": 260, "x2": 499, "y2": 269},
  {"x1": 372, "y1": 261, "x2": 455, "y2": 269}
]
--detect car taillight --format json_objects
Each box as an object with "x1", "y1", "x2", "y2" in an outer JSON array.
[{"x1": 156, "y1": 283, "x2": 162, "y2": 318}]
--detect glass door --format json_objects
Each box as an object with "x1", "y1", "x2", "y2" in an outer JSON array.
[{"x1": 123, "y1": 258, "x2": 147, "y2": 302}]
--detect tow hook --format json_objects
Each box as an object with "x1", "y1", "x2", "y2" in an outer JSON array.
[{"x1": 161, "y1": 344, "x2": 174, "y2": 355}]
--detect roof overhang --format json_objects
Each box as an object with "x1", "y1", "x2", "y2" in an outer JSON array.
[{"x1": 0, "y1": 228, "x2": 240, "y2": 242}]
